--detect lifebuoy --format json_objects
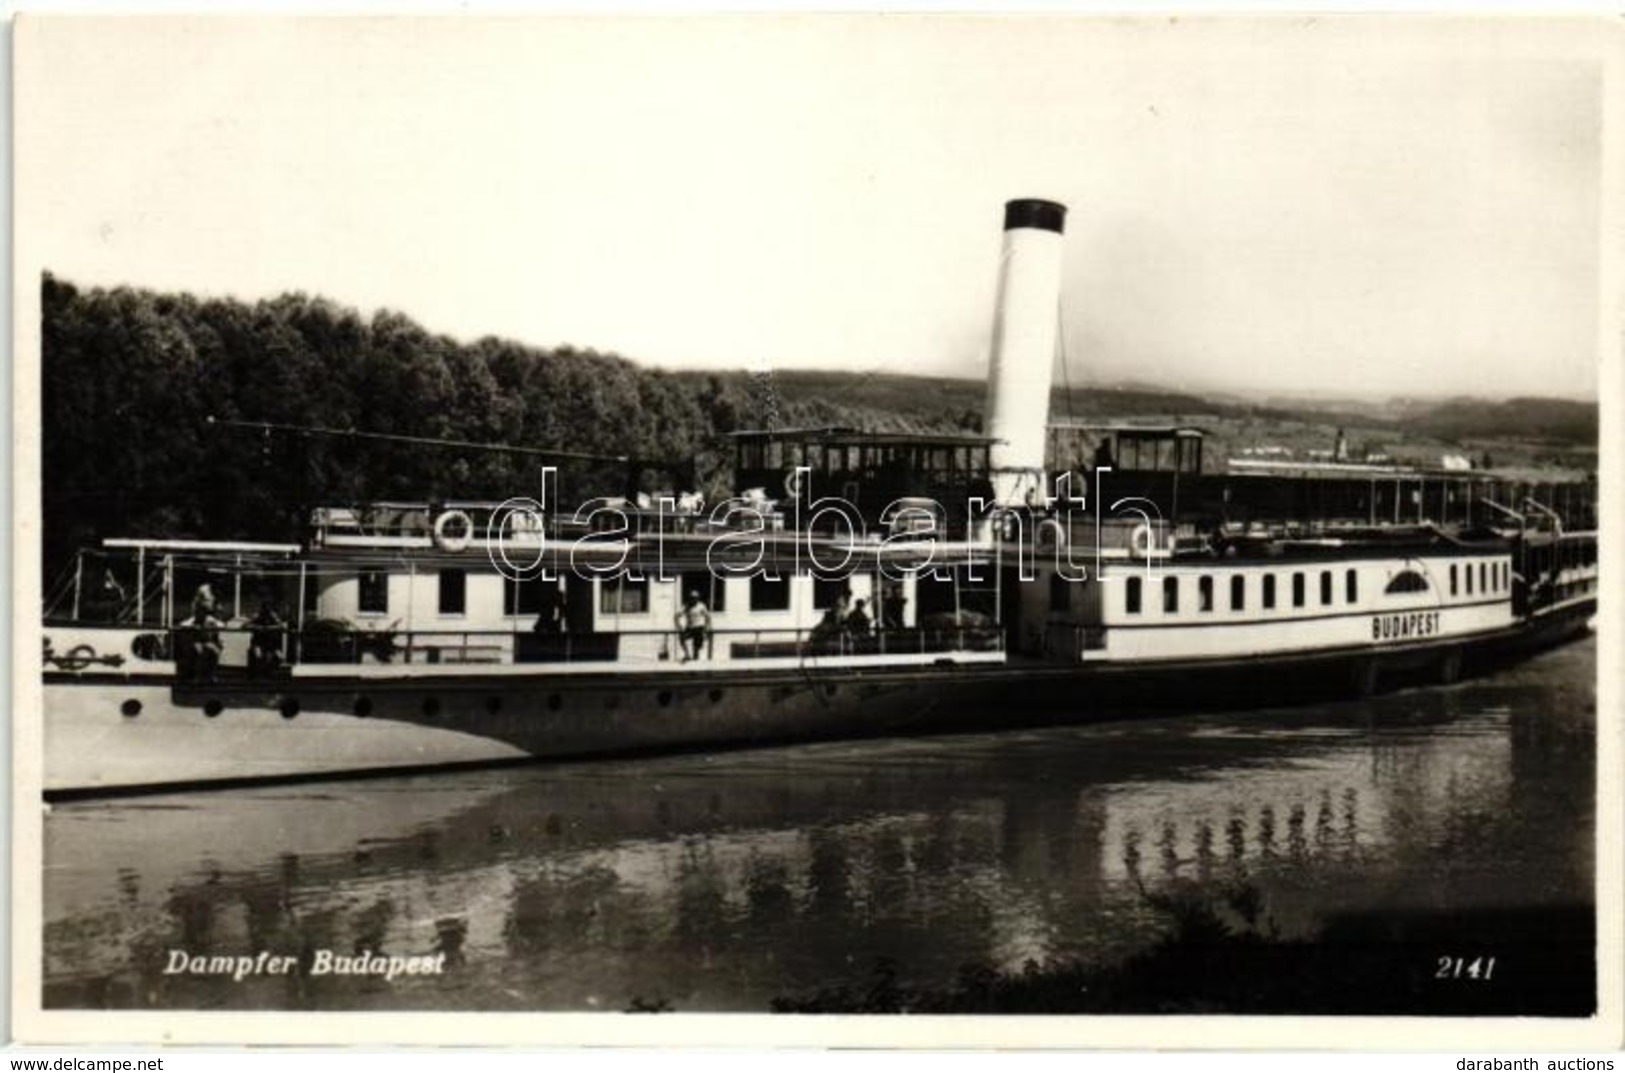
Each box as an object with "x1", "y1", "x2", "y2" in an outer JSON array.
[
  {"x1": 433, "y1": 509, "x2": 474, "y2": 553},
  {"x1": 783, "y1": 469, "x2": 804, "y2": 500},
  {"x1": 1130, "y1": 523, "x2": 1155, "y2": 558}
]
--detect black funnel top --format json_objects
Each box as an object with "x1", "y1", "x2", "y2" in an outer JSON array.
[{"x1": 1003, "y1": 198, "x2": 1068, "y2": 234}]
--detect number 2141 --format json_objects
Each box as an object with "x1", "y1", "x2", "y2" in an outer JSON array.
[{"x1": 1436, "y1": 956, "x2": 1496, "y2": 980}]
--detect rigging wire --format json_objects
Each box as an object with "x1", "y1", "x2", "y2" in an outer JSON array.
[
  {"x1": 1056, "y1": 302, "x2": 1077, "y2": 423},
  {"x1": 206, "y1": 416, "x2": 630, "y2": 465}
]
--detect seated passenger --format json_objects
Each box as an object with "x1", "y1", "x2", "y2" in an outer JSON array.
[
  {"x1": 247, "y1": 600, "x2": 286, "y2": 675},
  {"x1": 178, "y1": 606, "x2": 225, "y2": 682}
]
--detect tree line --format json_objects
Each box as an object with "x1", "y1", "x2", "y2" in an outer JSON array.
[{"x1": 40, "y1": 275, "x2": 775, "y2": 576}]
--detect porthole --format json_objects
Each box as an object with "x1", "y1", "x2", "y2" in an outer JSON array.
[
  {"x1": 708, "y1": 688, "x2": 724, "y2": 705},
  {"x1": 823, "y1": 684, "x2": 838, "y2": 699},
  {"x1": 120, "y1": 698, "x2": 141, "y2": 718},
  {"x1": 657, "y1": 690, "x2": 674, "y2": 708},
  {"x1": 422, "y1": 697, "x2": 441, "y2": 717},
  {"x1": 485, "y1": 696, "x2": 503, "y2": 714},
  {"x1": 546, "y1": 693, "x2": 562, "y2": 712},
  {"x1": 203, "y1": 699, "x2": 223, "y2": 718},
  {"x1": 279, "y1": 698, "x2": 300, "y2": 720},
  {"x1": 353, "y1": 696, "x2": 373, "y2": 718}
]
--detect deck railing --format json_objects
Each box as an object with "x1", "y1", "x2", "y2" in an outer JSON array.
[{"x1": 150, "y1": 621, "x2": 1003, "y2": 680}]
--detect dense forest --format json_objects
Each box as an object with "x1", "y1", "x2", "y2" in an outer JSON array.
[
  {"x1": 40, "y1": 274, "x2": 1598, "y2": 577},
  {"x1": 41, "y1": 276, "x2": 738, "y2": 574}
]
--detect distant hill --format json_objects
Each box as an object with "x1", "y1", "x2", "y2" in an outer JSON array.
[
  {"x1": 1394, "y1": 396, "x2": 1597, "y2": 445},
  {"x1": 756, "y1": 371, "x2": 1597, "y2": 449}
]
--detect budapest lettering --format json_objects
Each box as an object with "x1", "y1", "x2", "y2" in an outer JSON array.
[{"x1": 1371, "y1": 610, "x2": 1441, "y2": 642}]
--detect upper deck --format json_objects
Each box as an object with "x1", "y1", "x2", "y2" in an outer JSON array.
[{"x1": 731, "y1": 426, "x2": 998, "y2": 523}]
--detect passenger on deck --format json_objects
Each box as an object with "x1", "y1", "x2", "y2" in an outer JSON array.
[
  {"x1": 830, "y1": 589, "x2": 856, "y2": 651},
  {"x1": 179, "y1": 604, "x2": 225, "y2": 683},
  {"x1": 675, "y1": 590, "x2": 712, "y2": 662},
  {"x1": 99, "y1": 569, "x2": 127, "y2": 622},
  {"x1": 882, "y1": 586, "x2": 907, "y2": 631},
  {"x1": 811, "y1": 605, "x2": 844, "y2": 652},
  {"x1": 247, "y1": 600, "x2": 286, "y2": 675},
  {"x1": 532, "y1": 584, "x2": 564, "y2": 634},
  {"x1": 846, "y1": 599, "x2": 872, "y2": 642}
]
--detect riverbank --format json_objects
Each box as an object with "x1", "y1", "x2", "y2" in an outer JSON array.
[{"x1": 771, "y1": 899, "x2": 1595, "y2": 1016}]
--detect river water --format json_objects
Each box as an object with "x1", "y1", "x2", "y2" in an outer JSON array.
[{"x1": 42, "y1": 639, "x2": 1597, "y2": 1014}]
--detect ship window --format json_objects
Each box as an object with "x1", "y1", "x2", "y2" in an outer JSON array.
[
  {"x1": 303, "y1": 571, "x2": 321, "y2": 614},
  {"x1": 1292, "y1": 572, "x2": 1305, "y2": 608},
  {"x1": 358, "y1": 570, "x2": 389, "y2": 615},
  {"x1": 1230, "y1": 574, "x2": 1245, "y2": 611},
  {"x1": 505, "y1": 575, "x2": 557, "y2": 616},
  {"x1": 1345, "y1": 569, "x2": 1358, "y2": 604},
  {"x1": 1319, "y1": 570, "x2": 1332, "y2": 606},
  {"x1": 1163, "y1": 576, "x2": 1179, "y2": 614},
  {"x1": 599, "y1": 576, "x2": 649, "y2": 615},
  {"x1": 814, "y1": 577, "x2": 851, "y2": 611},
  {"x1": 1050, "y1": 573, "x2": 1070, "y2": 613},
  {"x1": 1263, "y1": 574, "x2": 1277, "y2": 610},
  {"x1": 1198, "y1": 576, "x2": 1214, "y2": 612},
  {"x1": 1385, "y1": 570, "x2": 1430, "y2": 595},
  {"x1": 1465, "y1": 562, "x2": 1474, "y2": 595},
  {"x1": 1450, "y1": 564, "x2": 1458, "y2": 597},
  {"x1": 1479, "y1": 562, "x2": 1488, "y2": 593},
  {"x1": 1126, "y1": 576, "x2": 1142, "y2": 614},
  {"x1": 681, "y1": 570, "x2": 726, "y2": 612},
  {"x1": 750, "y1": 574, "x2": 791, "y2": 612},
  {"x1": 438, "y1": 569, "x2": 466, "y2": 616}
]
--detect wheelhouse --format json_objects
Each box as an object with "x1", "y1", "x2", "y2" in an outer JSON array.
[{"x1": 731, "y1": 427, "x2": 997, "y2": 526}]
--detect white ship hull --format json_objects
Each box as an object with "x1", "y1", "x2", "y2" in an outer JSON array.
[{"x1": 40, "y1": 593, "x2": 1593, "y2": 798}]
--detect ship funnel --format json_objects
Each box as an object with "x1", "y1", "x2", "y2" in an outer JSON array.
[{"x1": 984, "y1": 198, "x2": 1067, "y2": 506}]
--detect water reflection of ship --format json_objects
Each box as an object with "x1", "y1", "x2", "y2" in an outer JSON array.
[{"x1": 47, "y1": 656, "x2": 1588, "y2": 1012}]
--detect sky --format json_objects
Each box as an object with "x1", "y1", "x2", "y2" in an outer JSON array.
[{"x1": 15, "y1": 16, "x2": 1612, "y2": 401}]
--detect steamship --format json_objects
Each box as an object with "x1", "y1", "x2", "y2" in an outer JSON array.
[{"x1": 39, "y1": 199, "x2": 1598, "y2": 798}]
